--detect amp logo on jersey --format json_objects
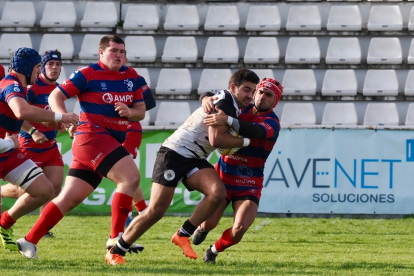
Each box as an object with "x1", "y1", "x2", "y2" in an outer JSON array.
[
  {"x1": 102, "y1": 93, "x2": 133, "y2": 104},
  {"x1": 124, "y1": 80, "x2": 133, "y2": 91}
]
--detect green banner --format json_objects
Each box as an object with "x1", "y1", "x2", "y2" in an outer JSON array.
[{"x1": 2, "y1": 130, "x2": 223, "y2": 214}]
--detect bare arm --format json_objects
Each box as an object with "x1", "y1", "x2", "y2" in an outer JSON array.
[
  {"x1": 208, "y1": 125, "x2": 244, "y2": 149},
  {"x1": 115, "y1": 101, "x2": 146, "y2": 122},
  {"x1": 48, "y1": 87, "x2": 79, "y2": 126},
  {"x1": 9, "y1": 97, "x2": 57, "y2": 122}
]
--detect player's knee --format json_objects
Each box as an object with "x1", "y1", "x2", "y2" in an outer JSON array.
[
  {"x1": 53, "y1": 185, "x2": 62, "y2": 198},
  {"x1": 232, "y1": 223, "x2": 248, "y2": 238},
  {"x1": 34, "y1": 183, "x2": 54, "y2": 202},
  {"x1": 209, "y1": 183, "x2": 226, "y2": 203},
  {"x1": 146, "y1": 206, "x2": 165, "y2": 223}
]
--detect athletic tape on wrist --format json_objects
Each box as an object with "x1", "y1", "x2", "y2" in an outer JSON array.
[{"x1": 54, "y1": 113, "x2": 63, "y2": 122}]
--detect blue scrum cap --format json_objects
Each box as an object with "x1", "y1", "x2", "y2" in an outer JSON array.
[
  {"x1": 41, "y1": 50, "x2": 61, "y2": 75},
  {"x1": 10, "y1": 47, "x2": 41, "y2": 80}
]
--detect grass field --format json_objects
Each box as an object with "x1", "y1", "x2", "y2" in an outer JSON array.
[{"x1": 0, "y1": 215, "x2": 414, "y2": 275}]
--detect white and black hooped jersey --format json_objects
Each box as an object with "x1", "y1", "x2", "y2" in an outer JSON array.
[{"x1": 162, "y1": 90, "x2": 240, "y2": 159}]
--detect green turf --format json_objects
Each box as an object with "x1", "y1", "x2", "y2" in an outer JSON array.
[{"x1": 0, "y1": 215, "x2": 414, "y2": 275}]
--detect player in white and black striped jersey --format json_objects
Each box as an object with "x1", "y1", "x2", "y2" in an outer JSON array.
[{"x1": 105, "y1": 68, "x2": 261, "y2": 265}]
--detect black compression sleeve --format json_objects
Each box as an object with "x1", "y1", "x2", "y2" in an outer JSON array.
[{"x1": 238, "y1": 120, "x2": 266, "y2": 139}]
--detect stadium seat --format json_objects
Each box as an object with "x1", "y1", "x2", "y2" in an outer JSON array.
[
  {"x1": 198, "y1": 69, "x2": 232, "y2": 94},
  {"x1": 78, "y1": 35, "x2": 102, "y2": 59},
  {"x1": 286, "y1": 6, "x2": 321, "y2": 31},
  {"x1": 244, "y1": 37, "x2": 279, "y2": 64},
  {"x1": 367, "y1": 6, "x2": 403, "y2": 31},
  {"x1": 123, "y1": 5, "x2": 159, "y2": 30},
  {"x1": 322, "y1": 70, "x2": 358, "y2": 96},
  {"x1": 285, "y1": 37, "x2": 320, "y2": 64},
  {"x1": 282, "y1": 70, "x2": 317, "y2": 96},
  {"x1": 280, "y1": 103, "x2": 316, "y2": 127},
  {"x1": 327, "y1": 6, "x2": 362, "y2": 31},
  {"x1": 72, "y1": 101, "x2": 81, "y2": 116},
  {"x1": 141, "y1": 111, "x2": 151, "y2": 126},
  {"x1": 325, "y1": 37, "x2": 361, "y2": 64},
  {"x1": 322, "y1": 103, "x2": 358, "y2": 126},
  {"x1": 0, "y1": 34, "x2": 32, "y2": 59},
  {"x1": 40, "y1": 2, "x2": 76, "y2": 28},
  {"x1": 203, "y1": 37, "x2": 239, "y2": 64},
  {"x1": 407, "y1": 39, "x2": 414, "y2": 64},
  {"x1": 133, "y1": 68, "x2": 151, "y2": 88},
  {"x1": 363, "y1": 103, "x2": 399, "y2": 127},
  {"x1": 125, "y1": 36, "x2": 156, "y2": 62},
  {"x1": 39, "y1": 34, "x2": 74, "y2": 59},
  {"x1": 251, "y1": 69, "x2": 275, "y2": 80},
  {"x1": 405, "y1": 103, "x2": 414, "y2": 126},
  {"x1": 363, "y1": 70, "x2": 399, "y2": 96},
  {"x1": 0, "y1": 2, "x2": 35, "y2": 27},
  {"x1": 164, "y1": 5, "x2": 199, "y2": 31},
  {"x1": 405, "y1": 70, "x2": 414, "y2": 95},
  {"x1": 156, "y1": 69, "x2": 192, "y2": 95},
  {"x1": 367, "y1": 38, "x2": 402, "y2": 64},
  {"x1": 154, "y1": 102, "x2": 191, "y2": 126},
  {"x1": 204, "y1": 6, "x2": 240, "y2": 31},
  {"x1": 80, "y1": 2, "x2": 117, "y2": 28},
  {"x1": 409, "y1": 7, "x2": 414, "y2": 31},
  {"x1": 245, "y1": 6, "x2": 281, "y2": 31},
  {"x1": 161, "y1": 36, "x2": 198, "y2": 63},
  {"x1": 57, "y1": 66, "x2": 67, "y2": 85}
]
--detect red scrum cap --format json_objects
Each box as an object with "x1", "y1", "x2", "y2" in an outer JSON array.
[{"x1": 255, "y1": 78, "x2": 283, "y2": 109}]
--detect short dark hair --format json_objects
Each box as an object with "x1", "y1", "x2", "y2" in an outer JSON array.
[
  {"x1": 99, "y1": 35, "x2": 125, "y2": 51},
  {"x1": 228, "y1": 68, "x2": 260, "y2": 88}
]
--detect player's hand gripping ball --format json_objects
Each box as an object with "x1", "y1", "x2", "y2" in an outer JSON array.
[{"x1": 217, "y1": 127, "x2": 242, "y2": 156}]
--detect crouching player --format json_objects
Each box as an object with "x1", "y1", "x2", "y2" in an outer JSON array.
[{"x1": 194, "y1": 78, "x2": 282, "y2": 264}]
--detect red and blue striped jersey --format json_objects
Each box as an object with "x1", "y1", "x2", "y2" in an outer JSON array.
[
  {"x1": 19, "y1": 75, "x2": 58, "y2": 153},
  {"x1": 127, "y1": 121, "x2": 142, "y2": 133},
  {"x1": 215, "y1": 103, "x2": 281, "y2": 190},
  {"x1": 0, "y1": 72, "x2": 27, "y2": 160},
  {"x1": 58, "y1": 61, "x2": 147, "y2": 143}
]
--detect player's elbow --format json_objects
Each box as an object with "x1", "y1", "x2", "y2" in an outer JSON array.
[{"x1": 13, "y1": 107, "x2": 29, "y2": 120}]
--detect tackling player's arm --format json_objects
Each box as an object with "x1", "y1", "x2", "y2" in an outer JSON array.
[{"x1": 208, "y1": 99, "x2": 249, "y2": 149}]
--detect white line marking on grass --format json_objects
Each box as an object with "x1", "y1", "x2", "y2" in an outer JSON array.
[{"x1": 253, "y1": 219, "x2": 272, "y2": 231}]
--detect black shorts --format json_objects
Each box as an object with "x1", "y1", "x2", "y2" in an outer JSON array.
[{"x1": 152, "y1": 146, "x2": 214, "y2": 188}]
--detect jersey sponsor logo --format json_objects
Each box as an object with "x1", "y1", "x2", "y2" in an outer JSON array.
[
  {"x1": 44, "y1": 105, "x2": 51, "y2": 111},
  {"x1": 164, "y1": 169, "x2": 175, "y2": 181},
  {"x1": 13, "y1": 87, "x2": 20, "y2": 92},
  {"x1": 69, "y1": 73, "x2": 75, "y2": 79},
  {"x1": 104, "y1": 118, "x2": 129, "y2": 125},
  {"x1": 91, "y1": 152, "x2": 103, "y2": 164},
  {"x1": 102, "y1": 93, "x2": 113, "y2": 103},
  {"x1": 17, "y1": 152, "x2": 25, "y2": 159},
  {"x1": 259, "y1": 122, "x2": 272, "y2": 130},
  {"x1": 227, "y1": 155, "x2": 247, "y2": 163},
  {"x1": 102, "y1": 93, "x2": 133, "y2": 104},
  {"x1": 100, "y1": 82, "x2": 107, "y2": 90},
  {"x1": 236, "y1": 178, "x2": 256, "y2": 185},
  {"x1": 236, "y1": 165, "x2": 254, "y2": 178},
  {"x1": 124, "y1": 80, "x2": 133, "y2": 91},
  {"x1": 142, "y1": 84, "x2": 149, "y2": 91}
]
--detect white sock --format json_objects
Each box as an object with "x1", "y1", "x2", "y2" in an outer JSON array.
[{"x1": 211, "y1": 245, "x2": 219, "y2": 254}]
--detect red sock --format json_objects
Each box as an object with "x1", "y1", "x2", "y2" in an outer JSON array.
[
  {"x1": 134, "y1": 199, "x2": 147, "y2": 213},
  {"x1": 214, "y1": 227, "x2": 240, "y2": 252},
  {"x1": 111, "y1": 192, "x2": 132, "y2": 238},
  {"x1": 0, "y1": 211, "x2": 16, "y2": 229},
  {"x1": 26, "y1": 202, "x2": 63, "y2": 245}
]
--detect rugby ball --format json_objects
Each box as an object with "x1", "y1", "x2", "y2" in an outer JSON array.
[{"x1": 217, "y1": 127, "x2": 242, "y2": 156}]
